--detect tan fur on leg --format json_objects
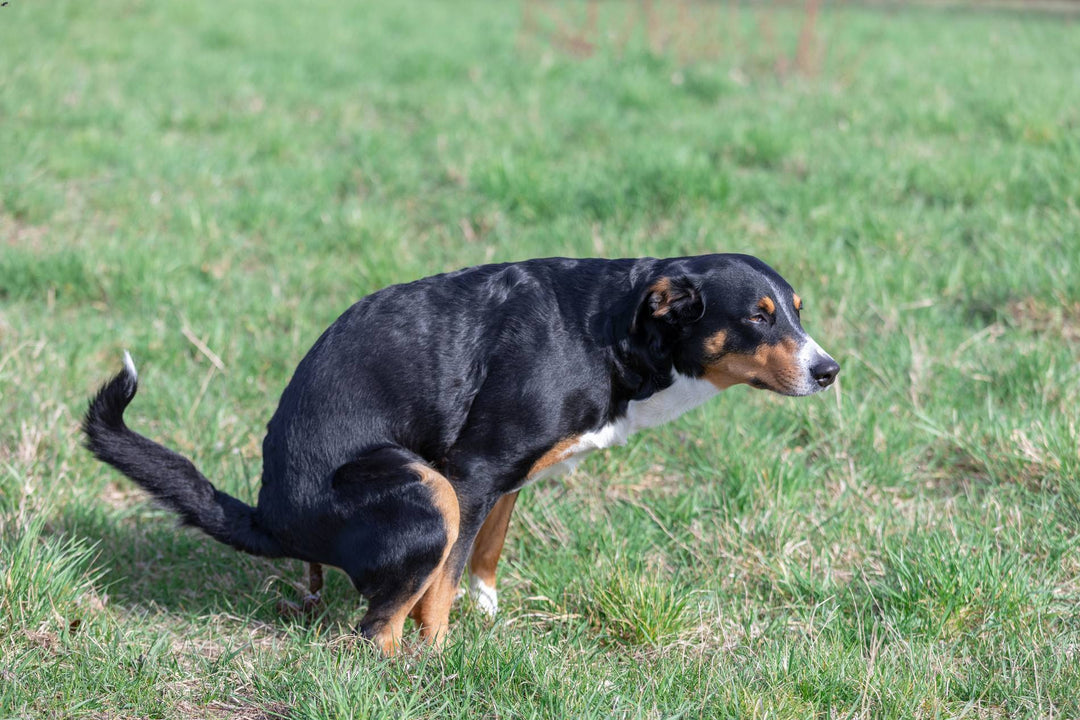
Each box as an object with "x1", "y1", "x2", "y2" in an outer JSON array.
[{"x1": 468, "y1": 491, "x2": 518, "y2": 616}]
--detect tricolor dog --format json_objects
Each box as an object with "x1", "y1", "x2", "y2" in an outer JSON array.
[{"x1": 83, "y1": 254, "x2": 839, "y2": 653}]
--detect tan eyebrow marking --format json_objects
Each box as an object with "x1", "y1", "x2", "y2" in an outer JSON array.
[
  {"x1": 793, "y1": 294, "x2": 802, "y2": 311},
  {"x1": 704, "y1": 330, "x2": 726, "y2": 357},
  {"x1": 758, "y1": 296, "x2": 775, "y2": 315}
]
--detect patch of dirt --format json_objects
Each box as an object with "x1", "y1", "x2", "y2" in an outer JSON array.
[
  {"x1": 22, "y1": 630, "x2": 59, "y2": 652},
  {"x1": 601, "y1": 464, "x2": 681, "y2": 503},
  {"x1": 0, "y1": 214, "x2": 50, "y2": 251},
  {"x1": 1006, "y1": 297, "x2": 1080, "y2": 343},
  {"x1": 175, "y1": 700, "x2": 290, "y2": 719},
  {"x1": 97, "y1": 480, "x2": 143, "y2": 512}
]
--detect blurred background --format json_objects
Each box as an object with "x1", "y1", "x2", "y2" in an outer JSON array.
[{"x1": 2, "y1": 1, "x2": 1079, "y2": 717}]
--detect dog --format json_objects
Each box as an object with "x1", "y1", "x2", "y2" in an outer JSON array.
[{"x1": 83, "y1": 254, "x2": 839, "y2": 654}]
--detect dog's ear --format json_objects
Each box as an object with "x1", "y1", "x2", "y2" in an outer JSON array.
[{"x1": 632, "y1": 276, "x2": 705, "y2": 335}]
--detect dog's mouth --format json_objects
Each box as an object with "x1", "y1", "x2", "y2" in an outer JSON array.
[
  {"x1": 747, "y1": 371, "x2": 834, "y2": 397},
  {"x1": 747, "y1": 376, "x2": 804, "y2": 397}
]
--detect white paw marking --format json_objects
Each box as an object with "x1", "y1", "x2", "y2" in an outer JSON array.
[{"x1": 469, "y1": 576, "x2": 498, "y2": 617}]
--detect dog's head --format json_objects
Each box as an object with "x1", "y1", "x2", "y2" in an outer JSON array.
[{"x1": 633, "y1": 254, "x2": 839, "y2": 396}]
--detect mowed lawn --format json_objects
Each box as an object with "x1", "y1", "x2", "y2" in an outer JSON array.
[{"x1": 2, "y1": 0, "x2": 1079, "y2": 717}]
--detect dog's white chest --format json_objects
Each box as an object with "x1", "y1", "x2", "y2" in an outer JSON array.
[
  {"x1": 525, "y1": 373, "x2": 719, "y2": 484},
  {"x1": 622, "y1": 372, "x2": 720, "y2": 434}
]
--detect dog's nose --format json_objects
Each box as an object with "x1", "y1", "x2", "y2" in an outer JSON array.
[{"x1": 810, "y1": 356, "x2": 840, "y2": 388}]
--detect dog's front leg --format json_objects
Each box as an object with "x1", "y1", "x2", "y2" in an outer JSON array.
[{"x1": 466, "y1": 491, "x2": 519, "y2": 617}]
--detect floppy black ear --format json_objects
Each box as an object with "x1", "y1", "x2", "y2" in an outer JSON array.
[
  {"x1": 632, "y1": 275, "x2": 705, "y2": 334},
  {"x1": 649, "y1": 276, "x2": 705, "y2": 324}
]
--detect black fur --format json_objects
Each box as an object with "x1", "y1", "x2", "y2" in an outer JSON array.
[
  {"x1": 83, "y1": 254, "x2": 837, "y2": 633},
  {"x1": 82, "y1": 363, "x2": 284, "y2": 557}
]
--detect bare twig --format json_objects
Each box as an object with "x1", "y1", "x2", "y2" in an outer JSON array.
[{"x1": 179, "y1": 318, "x2": 226, "y2": 372}]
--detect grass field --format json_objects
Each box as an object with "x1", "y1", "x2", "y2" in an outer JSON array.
[{"x1": 2, "y1": 0, "x2": 1080, "y2": 717}]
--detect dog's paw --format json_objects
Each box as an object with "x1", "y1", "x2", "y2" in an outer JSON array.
[
  {"x1": 301, "y1": 592, "x2": 322, "y2": 614},
  {"x1": 469, "y1": 576, "x2": 498, "y2": 618}
]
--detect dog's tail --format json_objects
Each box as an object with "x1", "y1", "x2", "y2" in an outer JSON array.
[{"x1": 82, "y1": 352, "x2": 285, "y2": 558}]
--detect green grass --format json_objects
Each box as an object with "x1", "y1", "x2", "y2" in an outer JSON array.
[{"x1": 2, "y1": 0, "x2": 1080, "y2": 716}]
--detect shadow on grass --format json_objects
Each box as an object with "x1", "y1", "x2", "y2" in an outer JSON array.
[{"x1": 45, "y1": 501, "x2": 360, "y2": 627}]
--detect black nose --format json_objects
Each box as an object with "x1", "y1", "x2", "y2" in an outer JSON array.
[{"x1": 811, "y1": 357, "x2": 840, "y2": 388}]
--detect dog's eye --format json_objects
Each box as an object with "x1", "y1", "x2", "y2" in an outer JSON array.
[{"x1": 747, "y1": 314, "x2": 768, "y2": 324}]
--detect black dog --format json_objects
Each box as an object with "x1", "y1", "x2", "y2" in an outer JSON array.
[{"x1": 83, "y1": 254, "x2": 839, "y2": 653}]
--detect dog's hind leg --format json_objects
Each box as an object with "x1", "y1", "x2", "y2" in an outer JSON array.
[
  {"x1": 408, "y1": 555, "x2": 460, "y2": 648},
  {"x1": 331, "y1": 448, "x2": 459, "y2": 655},
  {"x1": 276, "y1": 562, "x2": 325, "y2": 618},
  {"x1": 303, "y1": 562, "x2": 323, "y2": 612},
  {"x1": 411, "y1": 490, "x2": 513, "y2": 646}
]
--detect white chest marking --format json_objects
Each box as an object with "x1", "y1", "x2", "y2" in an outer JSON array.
[{"x1": 525, "y1": 373, "x2": 719, "y2": 485}]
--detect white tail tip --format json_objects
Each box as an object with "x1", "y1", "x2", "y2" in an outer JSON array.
[{"x1": 122, "y1": 350, "x2": 138, "y2": 381}]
